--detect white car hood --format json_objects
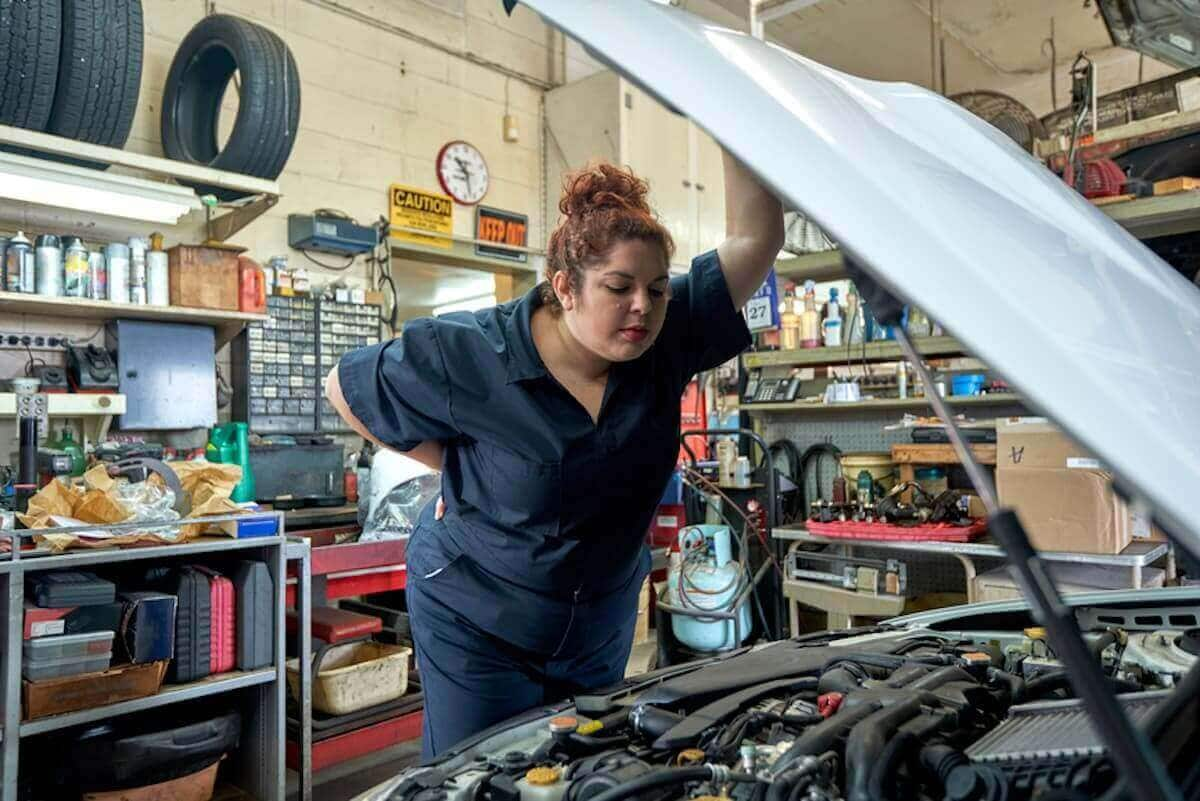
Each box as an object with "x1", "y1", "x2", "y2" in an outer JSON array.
[{"x1": 521, "y1": 0, "x2": 1200, "y2": 547}]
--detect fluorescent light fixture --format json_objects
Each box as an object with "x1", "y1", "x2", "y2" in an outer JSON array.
[
  {"x1": 0, "y1": 151, "x2": 200, "y2": 225},
  {"x1": 434, "y1": 294, "x2": 496, "y2": 316}
]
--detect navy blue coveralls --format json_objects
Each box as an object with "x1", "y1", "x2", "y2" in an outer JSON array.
[{"x1": 338, "y1": 250, "x2": 750, "y2": 759}]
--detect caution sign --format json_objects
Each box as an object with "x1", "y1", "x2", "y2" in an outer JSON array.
[
  {"x1": 389, "y1": 184, "x2": 453, "y2": 249},
  {"x1": 475, "y1": 206, "x2": 528, "y2": 263}
]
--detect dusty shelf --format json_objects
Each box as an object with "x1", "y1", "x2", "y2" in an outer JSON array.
[
  {"x1": 738, "y1": 392, "x2": 1024, "y2": 413},
  {"x1": 0, "y1": 292, "x2": 267, "y2": 349},
  {"x1": 744, "y1": 335, "x2": 965, "y2": 368}
]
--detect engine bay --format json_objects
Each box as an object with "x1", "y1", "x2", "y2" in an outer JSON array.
[{"x1": 372, "y1": 617, "x2": 1200, "y2": 801}]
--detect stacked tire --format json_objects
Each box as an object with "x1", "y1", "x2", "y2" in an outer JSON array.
[
  {"x1": 0, "y1": 0, "x2": 143, "y2": 165},
  {"x1": 0, "y1": 5, "x2": 300, "y2": 196},
  {"x1": 161, "y1": 15, "x2": 301, "y2": 200}
]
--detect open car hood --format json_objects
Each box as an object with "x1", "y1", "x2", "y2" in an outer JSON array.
[{"x1": 521, "y1": 0, "x2": 1200, "y2": 548}]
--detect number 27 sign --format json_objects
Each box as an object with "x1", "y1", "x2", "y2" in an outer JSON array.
[{"x1": 743, "y1": 268, "x2": 780, "y2": 332}]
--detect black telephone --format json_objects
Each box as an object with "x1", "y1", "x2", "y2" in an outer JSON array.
[{"x1": 744, "y1": 369, "x2": 802, "y2": 403}]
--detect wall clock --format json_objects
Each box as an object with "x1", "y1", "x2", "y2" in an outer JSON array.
[{"x1": 437, "y1": 140, "x2": 490, "y2": 205}]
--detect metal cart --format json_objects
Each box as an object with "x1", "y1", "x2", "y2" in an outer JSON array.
[{"x1": 656, "y1": 428, "x2": 782, "y2": 658}]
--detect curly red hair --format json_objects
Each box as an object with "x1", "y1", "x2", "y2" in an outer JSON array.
[{"x1": 542, "y1": 162, "x2": 675, "y2": 311}]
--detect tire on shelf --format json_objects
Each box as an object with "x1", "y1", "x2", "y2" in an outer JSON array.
[
  {"x1": 44, "y1": 0, "x2": 144, "y2": 168},
  {"x1": 0, "y1": 0, "x2": 62, "y2": 133},
  {"x1": 161, "y1": 14, "x2": 300, "y2": 201}
]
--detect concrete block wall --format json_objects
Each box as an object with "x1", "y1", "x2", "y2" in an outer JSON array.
[{"x1": 0, "y1": 0, "x2": 557, "y2": 448}]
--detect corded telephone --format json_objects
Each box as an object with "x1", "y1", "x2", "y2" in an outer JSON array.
[{"x1": 743, "y1": 368, "x2": 802, "y2": 403}]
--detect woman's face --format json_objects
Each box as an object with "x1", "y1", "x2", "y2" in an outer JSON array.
[{"x1": 554, "y1": 238, "x2": 671, "y2": 364}]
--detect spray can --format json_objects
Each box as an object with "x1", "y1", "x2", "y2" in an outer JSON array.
[
  {"x1": 146, "y1": 232, "x2": 169, "y2": 306},
  {"x1": 105, "y1": 242, "x2": 130, "y2": 302},
  {"x1": 34, "y1": 234, "x2": 63, "y2": 297},
  {"x1": 5, "y1": 232, "x2": 34, "y2": 293},
  {"x1": 128, "y1": 237, "x2": 148, "y2": 304},
  {"x1": 63, "y1": 237, "x2": 89, "y2": 297},
  {"x1": 87, "y1": 251, "x2": 107, "y2": 300},
  {"x1": 0, "y1": 238, "x2": 7, "y2": 286}
]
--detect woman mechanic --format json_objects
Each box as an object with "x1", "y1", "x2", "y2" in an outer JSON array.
[{"x1": 327, "y1": 152, "x2": 783, "y2": 759}]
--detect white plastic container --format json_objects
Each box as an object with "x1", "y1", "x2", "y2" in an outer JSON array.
[
  {"x1": 287, "y1": 642, "x2": 411, "y2": 715},
  {"x1": 146, "y1": 250, "x2": 170, "y2": 305}
]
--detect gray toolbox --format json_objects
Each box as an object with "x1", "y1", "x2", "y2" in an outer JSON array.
[
  {"x1": 234, "y1": 560, "x2": 273, "y2": 670},
  {"x1": 23, "y1": 631, "x2": 114, "y2": 681}
]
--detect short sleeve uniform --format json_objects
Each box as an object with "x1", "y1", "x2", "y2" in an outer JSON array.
[{"x1": 337, "y1": 250, "x2": 751, "y2": 655}]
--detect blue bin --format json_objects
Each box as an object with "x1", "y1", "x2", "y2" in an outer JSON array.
[
  {"x1": 235, "y1": 515, "x2": 279, "y2": 538},
  {"x1": 952, "y1": 373, "x2": 986, "y2": 396}
]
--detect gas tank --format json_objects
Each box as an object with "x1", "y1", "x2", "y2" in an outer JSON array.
[{"x1": 666, "y1": 525, "x2": 751, "y2": 652}]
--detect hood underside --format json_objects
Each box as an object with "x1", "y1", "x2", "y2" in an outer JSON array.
[{"x1": 522, "y1": 0, "x2": 1200, "y2": 549}]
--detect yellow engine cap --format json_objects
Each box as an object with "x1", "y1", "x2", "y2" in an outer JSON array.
[
  {"x1": 576, "y1": 720, "x2": 603, "y2": 736},
  {"x1": 526, "y1": 767, "x2": 562, "y2": 786},
  {"x1": 1024, "y1": 627, "x2": 1047, "y2": 639},
  {"x1": 676, "y1": 748, "x2": 707, "y2": 766}
]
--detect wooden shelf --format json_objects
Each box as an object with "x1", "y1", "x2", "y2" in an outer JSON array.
[
  {"x1": 738, "y1": 392, "x2": 1024, "y2": 413},
  {"x1": 774, "y1": 249, "x2": 845, "y2": 283},
  {"x1": 744, "y1": 335, "x2": 964, "y2": 368},
  {"x1": 892, "y1": 442, "x2": 997, "y2": 466},
  {"x1": 0, "y1": 392, "x2": 124, "y2": 416},
  {"x1": 0, "y1": 292, "x2": 267, "y2": 348},
  {"x1": 770, "y1": 193, "x2": 1200, "y2": 285}
]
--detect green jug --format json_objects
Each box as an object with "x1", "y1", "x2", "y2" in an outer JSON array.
[
  {"x1": 51, "y1": 428, "x2": 85, "y2": 477},
  {"x1": 207, "y1": 422, "x2": 255, "y2": 503}
]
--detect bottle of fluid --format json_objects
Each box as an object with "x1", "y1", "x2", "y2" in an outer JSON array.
[
  {"x1": 800, "y1": 280, "x2": 821, "y2": 349},
  {"x1": 846, "y1": 286, "x2": 863, "y2": 344},
  {"x1": 822, "y1": 287, "x2": 842, "y2": 347},
  {"x1": 779, "y1": 282, "x2": 800, "y2": 351}
]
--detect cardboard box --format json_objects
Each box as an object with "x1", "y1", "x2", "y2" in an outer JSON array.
[
  {"x1": 975, "y1": 563, "x2": 1165, "y2": 603},
  {"x1": 167, "y1": 243, "x2": 242, "y2": 310},
  {"x1": 633, "y1": 578, "x2": 651, "y2": 645},
  {"x1": 996, "y1": 418, "x2": 1157, "y2": 554}
]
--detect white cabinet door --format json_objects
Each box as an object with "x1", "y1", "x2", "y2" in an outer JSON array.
[
  {"x1": 693, "y1": 123, "x2": 726, "y2": 265},
  {"x1": 620, "y1": 81, "x2": 693, "y2": 269}
]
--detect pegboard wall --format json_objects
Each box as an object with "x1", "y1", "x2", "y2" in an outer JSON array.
[{"x1": 754, "y1": 403, "x2": 1026, "y2": 597}]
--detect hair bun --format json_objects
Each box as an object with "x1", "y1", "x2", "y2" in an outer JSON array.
[{"x1": 559, "y1": 162, "x2": 651, "y2": 218}]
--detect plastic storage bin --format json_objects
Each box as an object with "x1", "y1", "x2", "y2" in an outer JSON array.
[
  {"x1": 952, "y1": 373, "x2": 986, "y2": 396},
  {"x1": 287, "y1": 642, "x2": 411, "y2": 715},
  {"x1": 24, "y1": 651, "x2": 113, "y2": 681},
  {"x1": 24, "y1": 631, "x2": 114, "y2": 661}
]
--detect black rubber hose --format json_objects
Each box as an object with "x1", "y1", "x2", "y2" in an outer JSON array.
[
  {"x1": 867, "y1": 730, "x2": 918, "y2": 801},
  {"x1": 906, "y1": 665, "x2": 974, "y2": 691},
  {"x1": 774, "y1": 700, "x2": 883, "y2": 770},
  {"x1": 844, "y1": 697, "x2": 925, "y2": 801},
  {"x1": 885, "y1": 663, "x2": 936, "y2": 688},
  {"x1": 988, "y1": 668, "x2": 1026, "y2": 705},
  {"x1": 1024, "y1": 671, "x2": 1072, "y2": 699},
  {"x1": 585, "y1": 766, "x2": 757, "y2": 801}
]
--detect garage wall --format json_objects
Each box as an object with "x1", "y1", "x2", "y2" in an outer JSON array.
[{"x1": 0, "y1": 0, "x2": 560, "y2": 441}]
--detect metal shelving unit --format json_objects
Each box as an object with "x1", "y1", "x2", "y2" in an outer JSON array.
[
  {"x1": 0, "y1": 515, "x2": 308, "y2": 801},
  {"x1": 744, "y1": 335, "x2": 965, "y2": 368},
  {"x1": 738, "y1": 392, "x2": 1023, "y2": 414}
]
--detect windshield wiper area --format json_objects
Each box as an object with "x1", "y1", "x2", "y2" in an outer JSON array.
[{"x1": 847, "y1": 257, "x2": 1183, "y2": 801}]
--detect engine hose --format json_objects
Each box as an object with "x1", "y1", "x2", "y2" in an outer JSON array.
[
  {"x1": 867, "y1": 711, "x2": 957, "y2": 801},
  {"x1": 867, "y1": 730, "x2": 918, "y2": 801},
  {"x1": 1024, "y1": 670, "x2": 1072, "y2": 699},
  {"x1": 773, "y1": 700, "x2": 883, "y2": 771},
  {"x1": 987, "y1": 667, "x2": 1026, "y2": 705},
  {"x1": 905, "y1": 665, "x2": 974, "y2": 691},
  {"x1": 844, "y1": 697, "x2": 925, "y2": 801},
  {"x1": 885, "y1": 663, "x2": 937, "y2": 688},
  {"x1": 584, "y1": 766, "x2": 757, "y2": 801}
]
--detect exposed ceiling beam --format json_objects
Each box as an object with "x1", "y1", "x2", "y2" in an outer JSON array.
[{"x1": 754, "y1": 0, "x2": 824, "y2": 25}]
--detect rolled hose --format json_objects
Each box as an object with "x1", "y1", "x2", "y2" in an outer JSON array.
[{"x1": 584, "y1": 765, "x2": 757, "y2": 801}]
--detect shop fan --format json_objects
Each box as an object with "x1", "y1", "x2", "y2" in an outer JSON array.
[{"x1": 950, "y1": 91, "x2": 1048, "y2": 153}]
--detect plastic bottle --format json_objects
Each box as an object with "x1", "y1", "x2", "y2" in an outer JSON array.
[
  {"x1": 51, "y1": 428, "x2": 85, "y2": 477},
  {"x1": 845, "y1": 286, "x2": 862, "y2": 345},
  {"x1": 822, "y1": 287, "x2": 842, "y2": 347},
  {"x1": 146, "y1": 232, "x2": 170, "y2": 306},
  {"x1": 105, "y1": 242, "x2": 130, "y2": 303},
  {"x1": 800, "y1": 280, "x2": 821, "y2": 349},
  {"x1": 239, "y1": 256, "x2": 267, "y2": 313},
  {"x1": 779, "y1": 282, "x2": 800, "y2": 351},
  {"x1": 716, "y1": 438, "x2": 737, "y2": 486},
  {"x1": 5, "y1": 232, "x2": 34, "y2": 293}
]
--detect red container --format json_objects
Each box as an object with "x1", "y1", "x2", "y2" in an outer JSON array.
[
  {"x1": 238, "y1": 256, "x2": 267, "y2": 313},
  {"x1": 650, "y1": 503, "x2": 686, "y2": 548},
  {"x1": 194, "y1": 567, "x2": 235, "y2": 674}
]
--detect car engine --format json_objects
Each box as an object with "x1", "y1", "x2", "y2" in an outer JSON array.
[{"x1": 367, "y1": 624, "x2": 1200, "y2": 801}]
